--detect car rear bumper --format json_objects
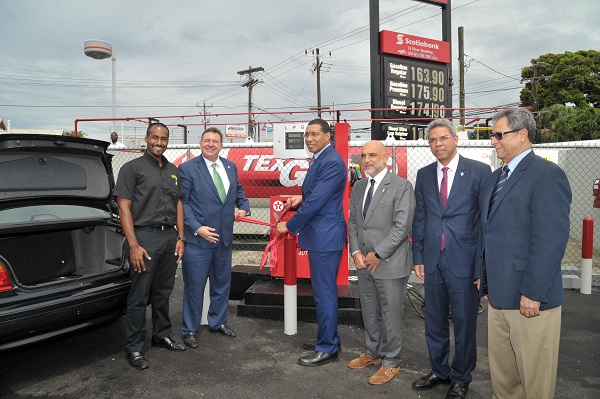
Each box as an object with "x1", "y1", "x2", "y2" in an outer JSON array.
[{"x1": 0, "y1": 282, "x2": 130, "y2": 352}]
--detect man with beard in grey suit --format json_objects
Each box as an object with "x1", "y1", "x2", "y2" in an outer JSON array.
[{"x1": 348, "y1": 140, "x2": 415, "y2": 385}]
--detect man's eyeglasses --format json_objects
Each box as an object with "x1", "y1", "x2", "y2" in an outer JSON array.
[{"x1": 491, "y1": 129, "x2": 521, "y2": 141}]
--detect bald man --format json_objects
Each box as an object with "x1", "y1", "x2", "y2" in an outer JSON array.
[{"x1": 347, "y1": 140, "x2": 415, "y2": 385}]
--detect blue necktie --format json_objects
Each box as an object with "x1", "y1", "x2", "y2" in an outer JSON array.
[
  {"x1": 489, "y1": 165, "x2": 509, "y2": 213},
  {"x1": 363, "y1": 179, "x2": 375, "y2": 219}
]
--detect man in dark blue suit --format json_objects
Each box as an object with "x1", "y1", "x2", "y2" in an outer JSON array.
[
  {"x1": 412, "y1": 119, "x2": 491, "y2": 399},
  {"x1": 179, "y1": 127, "x2": 250, "y2": 348},
  {"x1": 277, "y1": 118, "x2": 347, "y2": 367},
  {"x1": 478, "y1": 107, "x2": 571, "y2": 399}
]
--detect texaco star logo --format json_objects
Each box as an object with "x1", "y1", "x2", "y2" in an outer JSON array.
[{"x1": 272, "y1": 200, "x2": 285, "y2": 212}]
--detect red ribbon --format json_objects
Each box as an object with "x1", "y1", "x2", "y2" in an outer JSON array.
[{"x1": 235, "y1": 208, "x2": 292, "y2": 271}]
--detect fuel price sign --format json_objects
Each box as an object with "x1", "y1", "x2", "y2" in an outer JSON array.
[{"x1": 383, "y1": 55, "x2": 450, "y2": 120}]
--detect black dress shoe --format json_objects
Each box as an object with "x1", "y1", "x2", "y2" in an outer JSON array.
[
  {"x1": 151, "y1": 335, "x2": 186, "y2": 351},
  {"x1": 298, "y1": 351, "x2": 339, "y2": 367},
  {"x1": 301, "y1": 339, "x2": 342, "y2": 352},
  {"x1": 125, "y1": 351, "x2": 149, "y2": 370},
  {"x1": 412, "y1": 372, "x2": 452, "y2": 390},
  {"x1": 182, "y1": 333, "x2": 198, "y2": 349},
  {"x1": 209, "y1": 324, "x2": 237, "y2": 338},
  {"x1": 445, "y1": 383, "x2": 469, "y2": 399}
]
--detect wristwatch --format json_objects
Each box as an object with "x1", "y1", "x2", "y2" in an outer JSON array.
[
  {"x1": 177, "y1": 236, "x2": 187, "y2": 242},
  {"x1": 374, "y1": 252, "x2": 381, "y2": 259}
]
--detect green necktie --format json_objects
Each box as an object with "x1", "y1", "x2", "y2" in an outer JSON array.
[{"x1": 212, "y1": 163, "x2": 226, "y2": 203}]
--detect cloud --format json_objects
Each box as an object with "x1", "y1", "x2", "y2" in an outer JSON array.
[{"x1": 0, "y1": 0, "x2": 598, "y2": 141}]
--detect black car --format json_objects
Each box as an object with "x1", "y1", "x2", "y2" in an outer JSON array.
[{"x1": 0, "y1": 134, "x2": 130, "y2": 352}]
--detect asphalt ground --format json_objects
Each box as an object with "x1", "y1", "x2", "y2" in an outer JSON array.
[{"x1": 0, "y1": 273, "x2": 598, "y2": 399}]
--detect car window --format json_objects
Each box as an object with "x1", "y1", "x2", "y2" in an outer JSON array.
[{"x1": 0, "y1": 205, "x2": 111, "y2": 228}]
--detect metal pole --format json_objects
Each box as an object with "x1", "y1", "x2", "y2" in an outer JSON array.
[
  {"x1": 284, "y1": 235, "x2": 297, "y2": 335},
  {"x1": 112, "y1": 54, "x2": 117, "y2": 132},
  {"x1": 369, "y1": 0, "x2": 381, "y2": 139},
  {"x1": 581, "y1": 216, "x2": 594, "y2": 294},
  {"x1": 316, "y1": 48, "x2": 322, "y2": 118},
  {"x1": 442, "y1": 0, "x2": 453, "y2": 108},
  {"x1": 458, "y1": 26, "x2": 465, "y2": 129}
]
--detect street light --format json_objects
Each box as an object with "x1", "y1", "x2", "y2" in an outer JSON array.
[{"x1": 84, "y1": 39, "x2": 116, "y2": 132}]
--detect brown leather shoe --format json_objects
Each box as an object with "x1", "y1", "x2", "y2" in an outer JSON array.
[
  {"x1": 347, "y1": 353, "x2": 382, "y2": 369},
  {"x1": 368, "y1": 366, "x2": 400, "y2": 385}
]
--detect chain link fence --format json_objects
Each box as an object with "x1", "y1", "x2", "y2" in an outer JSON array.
[{"x1": 109, "y1": 140, "x2": 600, "y2": 285}]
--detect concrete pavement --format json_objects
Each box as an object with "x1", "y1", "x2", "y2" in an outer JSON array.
[{"x1": 0, "y1": 273, "x2": 598, "y2": 399}]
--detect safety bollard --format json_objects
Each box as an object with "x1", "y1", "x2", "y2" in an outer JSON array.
[
  {"x1": 581, "y1": 216, "x2": 594, "y2": 295},
  {"x1": 283, "y1": 234, "x2": 298, "y2": 335}
]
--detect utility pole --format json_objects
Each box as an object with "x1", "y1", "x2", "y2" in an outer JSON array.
[
  {"x1": 314, "y1": 48, "x2": 323, "y2": 117},
  {"x1": 533, "y1": 62, "x2": 539, "y2": 127},
  {"x1": 237, "y1": 66, "x2": 264, "y2": 140},
  {"x1": 197, "y1": 101, "x2": 211, "y2": 132},
  {"x1": 458, "y1": 27, "x2": 466, "y2": 135},
  {"x1": 525, "y1": 61, "x2": 542, "y2": 142}
]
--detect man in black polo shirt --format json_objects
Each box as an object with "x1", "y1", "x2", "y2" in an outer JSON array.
[{"x1": 114, "y1": 122, "x2": 186, "y2": 370}]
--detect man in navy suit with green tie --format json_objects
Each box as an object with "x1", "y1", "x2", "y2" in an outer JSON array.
[
  {"x1": 179, "y1": 127, "x2": 250, "y2": 348},
  {"x1": 277, "y1": 118, "x2": 347, "y2": 367}
]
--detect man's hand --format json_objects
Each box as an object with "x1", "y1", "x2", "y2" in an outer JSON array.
[
  {"x1": 129, "y1": 243, "x2": 151, "y2": 273},
  {"x1": 276, "y1": 222, "x2": 289, "y2": 234},
  {"x1": 364, "y1": 252, "x2": 381, "y2": 273},
  {"x1": 520, "y1": 295, "x2": 541, "y2": 318},
  {"x1": 352, "y1": 252, "x2": 367, "y2": 270},
  {"x1": 196, "y1": 226, "x2": 219, "y2": 244},
  {"x1": 174, "y1": 241, "x2": 185, "y2": 263},
  {"x1": 413, "y1": 264, "x2": 425, "y2": 280},
  {"x1": 236, "y1": 209, "x2": 247, "y2": 218},
  {"x1": 285, "y1": 195, "x2": 303, "y2": 210}
]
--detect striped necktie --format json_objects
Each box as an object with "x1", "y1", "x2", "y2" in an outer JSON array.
[{"x1": 489, "y1": 165, "x2": 510, "y2": 213}]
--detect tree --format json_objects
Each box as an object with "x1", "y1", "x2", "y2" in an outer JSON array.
[
  {"x1": 539, "y1": 104, "x2": 600, "y2": 142},
  {"x1": 63, "y1": 130, "x2": 87, "y2": 138},
  {"x1": 520, "y1": 50, "x2": 600, "y2": 109}
]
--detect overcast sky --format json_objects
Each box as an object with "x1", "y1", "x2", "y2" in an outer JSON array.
[{"x1": 1, "y1": 0, "x2": 598, "y2": 143}]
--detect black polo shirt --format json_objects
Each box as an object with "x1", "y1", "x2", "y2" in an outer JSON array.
[{"x1": 114, "y1": 151, "x2": 182, "y2": 227}]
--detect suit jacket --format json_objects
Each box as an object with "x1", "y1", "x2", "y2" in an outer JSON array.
[
  {"x1": 286, "y1": 145, "x2": 347, "y2": 252},
  {"x1": 179, "y1": 155, "x2": 250, "y2": 249},
  {"x1": 349, "y1": 171, "x2": 415, "y2": 279},
  {"x1": 412, "y1": 155, "x2": 492, "y2": 278},
  {"x1": 478, "y1": 151, "x2": 571, "y2": 310}
]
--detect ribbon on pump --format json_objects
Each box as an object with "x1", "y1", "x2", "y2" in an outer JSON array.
[{"x1": 234, "y1": 207, "x2": 293, "y2": 270}]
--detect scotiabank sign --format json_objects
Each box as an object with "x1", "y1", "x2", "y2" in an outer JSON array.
[
  {"x1": 380, "y1": 30, "x2": 450, "y2": 64},
  {"x1": 169, "y1": 146, "x2": 408, "y2": 198}
]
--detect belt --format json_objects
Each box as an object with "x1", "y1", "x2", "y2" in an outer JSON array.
[{"x1": 134, "y1": 225, "x2": 173, "y2": 231}]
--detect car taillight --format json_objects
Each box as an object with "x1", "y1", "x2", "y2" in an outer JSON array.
[{"x1": 0, "y1": 264, "x2": 14, "y2": 291}]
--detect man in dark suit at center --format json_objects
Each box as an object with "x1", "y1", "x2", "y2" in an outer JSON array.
[
  {"x1": 277, "y1": 118, "x2": 347, "y2": 367},
  {"x1": 412, "y1": 119, "x2": 491, "y2": 399}
]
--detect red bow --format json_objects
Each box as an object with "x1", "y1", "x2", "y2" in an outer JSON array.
[{"x1": 235, "y1": 208, "x2": 293, "y2": 270}]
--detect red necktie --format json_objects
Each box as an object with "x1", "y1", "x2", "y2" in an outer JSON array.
[{"x1": 440, "y1": 167, "x2": 448, "y2": 251}]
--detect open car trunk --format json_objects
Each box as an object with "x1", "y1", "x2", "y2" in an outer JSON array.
[{"x1": 0, "y1": 224, "x2": 126, "y2": 286}]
